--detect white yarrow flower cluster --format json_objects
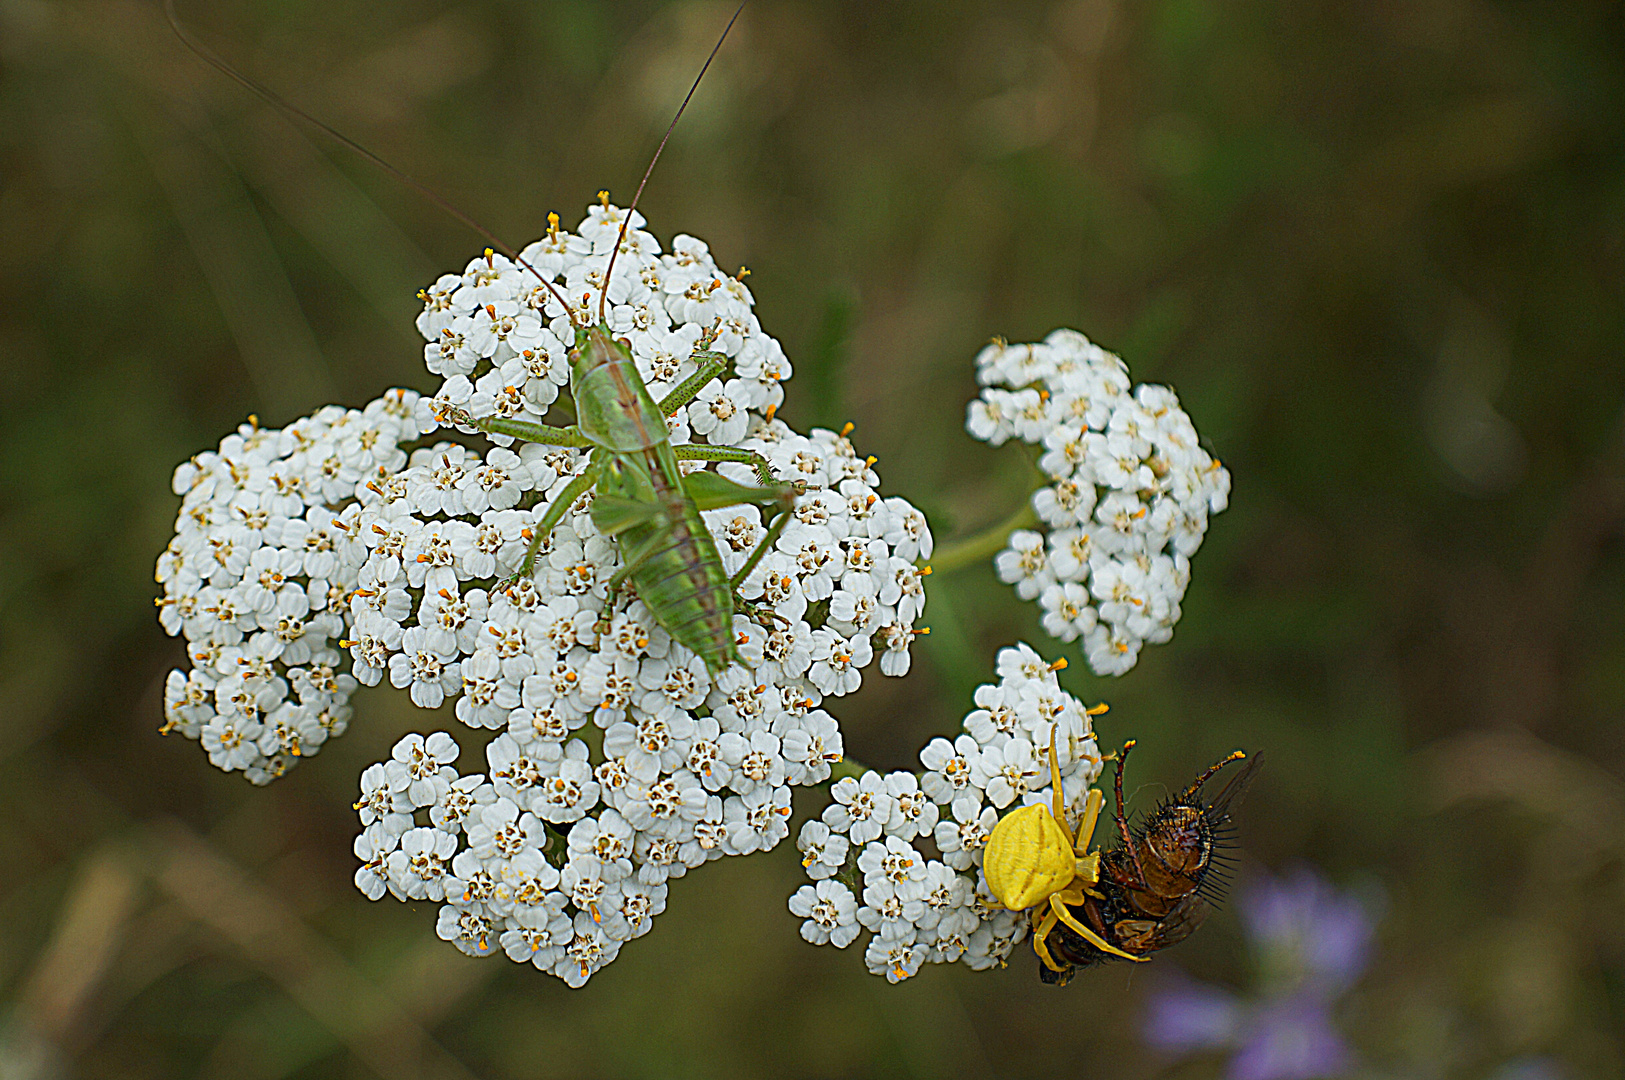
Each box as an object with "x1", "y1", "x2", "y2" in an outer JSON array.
[
  {"x1": 152, "y1": 201, "x2": 930, "y2": 986},
  {"x1": 790, "y1": 643, "x2": 1104, "y2": 980},
  {"x1": 155, "y1": 392, "x2": 423, "y2": 782},
  {"x1": 967, "y1": 330, "x2": 1230, "y2": 675}
]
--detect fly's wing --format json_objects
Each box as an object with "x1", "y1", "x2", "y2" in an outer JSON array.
[
  {"x1": 1142, "y1": 892, "x2": 1211, "y2": 952},
  {"x1": 1190, "y1": 753, "x2": 1257, "y2": 908}
]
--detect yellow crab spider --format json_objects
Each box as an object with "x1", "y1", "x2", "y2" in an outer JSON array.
[{"x1": 982, "y1": 723, "x2": 1149, "y2": 972}]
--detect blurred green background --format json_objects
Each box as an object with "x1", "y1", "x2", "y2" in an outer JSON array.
[{"x1": 3, "y1": 0, "x2": 1623, "y2": 1076}]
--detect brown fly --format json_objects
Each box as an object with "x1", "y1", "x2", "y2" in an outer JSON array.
[{"x1": 1038, "y1": 740, "x2": 1259, "y2": 985}]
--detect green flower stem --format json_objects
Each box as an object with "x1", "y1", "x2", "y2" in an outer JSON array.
[{"x1": 927, "y1": 501, "x2": 1038, "y2": 574}]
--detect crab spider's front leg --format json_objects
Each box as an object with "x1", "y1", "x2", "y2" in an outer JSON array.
[
  {"x1": 1046, "y1": 894, "x2": 1148, "y2": 963},
  {"x1": 1072, "y1": 788, "x2": 1106, "y2": 890},
  {"x1": 1030, "y1": 908, "x2": 1068, "y2": 974}
]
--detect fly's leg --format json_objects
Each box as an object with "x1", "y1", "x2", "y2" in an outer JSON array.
[
  {"x1": 672, "y1": 443, "x2": 778, "y2": 486},
  {"x1": 1107, "y1": 739, "x2": 1152, "y2": 892},
  {"x1": 498, "y1": 464, "x2": 600, "y2": 590},
  {"x1": 436, "y1": 405, "x2": 592, "y2": 447},
  {"x1": 657, "y1": 352, "x2": 730, "y2": 415},
  {"x1": 1179, "y1": 750, "x2": 1248, "y2": 800}
]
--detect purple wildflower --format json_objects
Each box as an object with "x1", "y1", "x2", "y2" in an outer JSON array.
[{"x1": 1141, "y1": 864, "x2": 1374, "y2": 1080}]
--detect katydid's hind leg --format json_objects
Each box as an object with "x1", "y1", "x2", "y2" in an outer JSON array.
[
  {"x1": 592, "y1": 527, "x2": 677, "y2": 636},
  {"x1": 657, "y1": 353, "x2": 729, "y2": 416},
  {"x1": 499, "y1": 465, "x2": 599, "y2": 589},
  {"x1": 725, "y1": 506, "x2": 794, "y2": 626},
  {"x1": 672, "y1": 443, "x2": 781, "y2": 487}
]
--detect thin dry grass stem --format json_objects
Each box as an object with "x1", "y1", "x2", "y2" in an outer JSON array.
[{"x1": 145, "y1": 818, "x2": 482, "y2": 1080}]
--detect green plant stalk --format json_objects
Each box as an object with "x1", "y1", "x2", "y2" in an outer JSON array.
[{"x1": 928, "y1": 501, "x2": 1039, "y2": 574}]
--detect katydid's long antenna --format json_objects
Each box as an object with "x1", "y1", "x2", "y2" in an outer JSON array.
[
  {"x1": 599, "y1": 0, "x2": 748, "y2": 325},
  {"x1": 163, "y1": 0, "x2": 574, "y2": 320}
]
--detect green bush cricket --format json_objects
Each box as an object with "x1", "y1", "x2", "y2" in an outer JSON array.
[{"x1": 437, "y1": 318, "x2": 800, "y2": 675}]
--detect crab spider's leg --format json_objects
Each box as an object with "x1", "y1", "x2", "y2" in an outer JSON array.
[
  {"x1": 1031, "y1": 908, "x2": 1067, "y2": 974},
  {"x1": 1073, "y1": 789, "x2": 1106, "y2": 884},
  {"x1": 1047, "y1": 894, "x2": 1149, "y2": 963},
  {"x1": 1046, "y1": 724, "x2": 1069, "y2": 838},
  {"x1": 1075, "y1": 787, "x2": 1104, "y2": 852}
]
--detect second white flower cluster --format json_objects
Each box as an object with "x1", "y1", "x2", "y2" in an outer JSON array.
[
  {"x1": 967, "y1": 330, "x2": 1230, "y2": 675},
  {"x1": 789, "y1": 643, "x2": 1104, "y2": 982}
]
